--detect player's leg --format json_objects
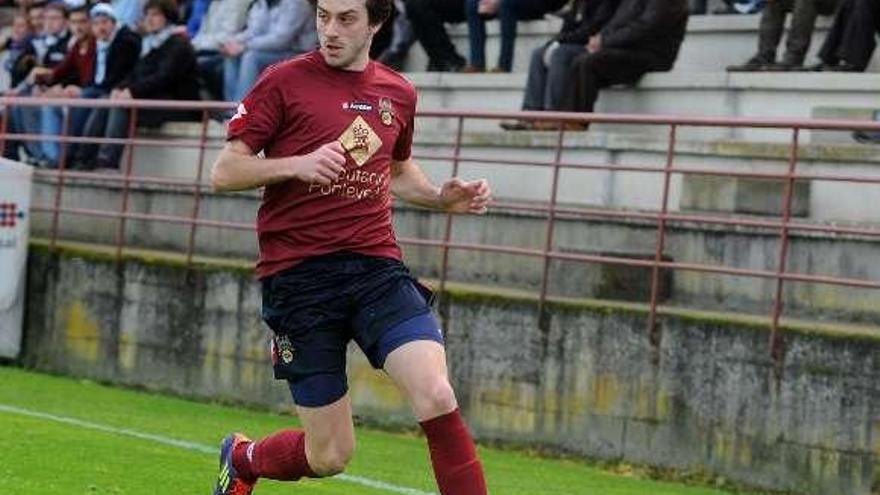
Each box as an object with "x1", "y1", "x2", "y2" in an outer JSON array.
[
  {"x1": 351, "y1": 265, "x2": 487, "y2": 495},
  {"x1": 383, "y1": 338, "x2": 488, "y2": 495}
]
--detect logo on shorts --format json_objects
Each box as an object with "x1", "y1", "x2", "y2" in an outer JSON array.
[
  {"x1": 379, "y1": 97, "x2": 394, "y2": 126},
  {"x1": 273, "y1": 335, "x2": 295, "y2": 364}
]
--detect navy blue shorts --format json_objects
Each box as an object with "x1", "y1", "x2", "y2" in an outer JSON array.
[{"x1": 261, "y1": 251, "x2": 443, "y2": 407}]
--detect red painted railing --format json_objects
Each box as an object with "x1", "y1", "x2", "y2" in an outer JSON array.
[{"x1": 5, "y1": 96, "x2": 880, "y2": 362}]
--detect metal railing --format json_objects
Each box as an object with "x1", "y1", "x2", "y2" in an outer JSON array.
[{"x1": 5, "y1": 96, "x2": 880, "y2": 364}]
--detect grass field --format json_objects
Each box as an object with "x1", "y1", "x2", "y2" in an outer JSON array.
[{"x1": 0, "y1": 366, "x2": 763, "y2": 495}]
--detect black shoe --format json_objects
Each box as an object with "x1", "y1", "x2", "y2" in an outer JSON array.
[
  {"x1": 765, "y1": 59, "x2": 805, "y2": 71},
  {"x1": 853, "y1": 130, "x2": 880, "y2": 144},
  {"x1": 426, "y1": 55, "x2": 466, "y2": 72},
  {"x1": 727, "y1": 55, "x2": 774, "y2": 72},
  {"x1": 809, "y1": 60, "x2": 862, "y2": 72},
  {"x1": 499, "y1": 120, "x2": 535, "y2": 131}
]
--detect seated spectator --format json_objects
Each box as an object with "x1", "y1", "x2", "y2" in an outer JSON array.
[
  {"x1": 73, "y1": 0, "x2": 198, "y2": 171},
  {"x1": 811, "y1": 0, "x2": 878, "y2": 71},
  {"x1": 404, "y1": 0, "x2": 466, "y2": 71},
  {"x1": 377, "y1": 0, "x2": 414, "y2": 71},
  {"x1": 221, "y1": 0, "x2": 317, "y2": 102},
  {"x1": 26, "y1": 3, "x2": 46, "y2": 33},
  {"x1": 1, "y1": 13, "x2": 35, "y2": 89},
  {"x1": 727, "y1": 0, "x2": 838, "y2": 71},
  {"x1": 559, "y1": 0, "x2": 689, "y2": 127},
  {"x1": 464, "y1": 0, "x2": 568, "y2": 73},
  {"x1": 43, "y1": 4, "x2": 140, "y2": 167},
  {"x1": 190, "y1": 0, "x2": 249, "y2": 100},
  {"x1": 501, "y1": 0, "x2": 618, "y2": 130},
  {"x1": 20, "y1": 6, "x2": 95, "y2": 168},
  {"x1": 28, "y1": 4, "x2": 95, "y2": 167},
  {"x1": 4, "y1": 1, "x2": 71, "y2": 163}
]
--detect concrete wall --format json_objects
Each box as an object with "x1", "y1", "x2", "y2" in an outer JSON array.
[
  {"x1": 30, "y1": 173, "x2": 880, "y2": 324},
  {"x1": 23, "y1": 243, "x2": 880, "y2": 495}
]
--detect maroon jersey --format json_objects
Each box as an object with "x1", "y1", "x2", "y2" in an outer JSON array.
[{"x1": 227, "y1": 50, "x2": 417, "y2": 279}]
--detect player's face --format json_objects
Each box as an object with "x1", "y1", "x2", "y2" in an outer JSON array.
[{"x1": 316, "y1": 0, "x2": 381, "y2": 70}]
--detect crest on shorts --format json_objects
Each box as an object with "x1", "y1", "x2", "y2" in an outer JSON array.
[
  {"x1": 274, "y1": 335, "x2": 295, "y2": 364},
  {"x1": 379, "y1": 97, "x2": 394, "y2": 126},
  {"x1": 338, "y1": 115, "x2": 382, "y2": 167}
]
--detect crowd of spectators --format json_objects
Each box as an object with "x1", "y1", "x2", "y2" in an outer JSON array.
[{"x1": 0, "y1": 0, "x2": 876, "y2": 170}]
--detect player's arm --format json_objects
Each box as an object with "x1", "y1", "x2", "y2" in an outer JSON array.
[
  {"x1": 390, "y1": 157, "x2": 491, "y2": 214},
  {"x1": 211, "y1": 140, "x2": 347, "y2": 192}
]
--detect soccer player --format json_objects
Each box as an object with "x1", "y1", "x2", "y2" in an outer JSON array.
[{"x1": 209, "y1": 0, "x2": 492, "y2": 494}]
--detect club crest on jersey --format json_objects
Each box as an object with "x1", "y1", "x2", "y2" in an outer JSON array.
[
  {"x1": 338, "y1": 115, "x2": 382, "y2": 166},
  {"x1": 342, "y1": 101, "x2": 374, "y2": 112},
  {"x1": 379, "y1": 97, "x2": 394, "y2": 126}
]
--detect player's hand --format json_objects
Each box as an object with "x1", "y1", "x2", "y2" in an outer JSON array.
[
  {"x1": 439, "y1": 178, "x2": 491, "y2": 214},
  {"x1": 293, "y1": 141, "x2": 347, "y2": 185}
]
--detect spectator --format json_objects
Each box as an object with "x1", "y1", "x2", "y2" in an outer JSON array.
[
  {"x1": 53, "y1": 3, "x2": 140, "y2": 167},
  {"x1": 811, "y1": 0, "x2": 878, "y2": 71},
  {"x1": 404, "y1": 0, "x2": 466, "y2": 71},
  {"x1": 559, "y1": 0, "x2": 689, "y2": 128},
  {"x1": 1, "y1": 13, "x2": 35, "y2": 89},
  {"x1": 30, "y1": 4, "x2": 95, "y2": 167},
  {"x1": 464, "y1": 0, "x2": 568, "y2": 73},
  {"x1": 727, "y1": 0, "x2": 838, "y2": 71},
  {"x1": 190, "y1": 0, "x2": 249, "y2": 100},
  {"x1": 501, "y1": 0, "x2": 619, "y2": 130},
  {"x1": 377, "y1": 0, "x2": 414, "y2": 70},
  {"x1": 221, "y1": 0, "x2": 317, "y2": 102},
  {"x1": 26, "y1": 3, "x2": 45, "y2": 33},
  {"x1": 4, "y1": 1, "x2": 71, "y2": 163},
  {"x1": 74, "y1": 0, "x2": 198, "y2": 171}
]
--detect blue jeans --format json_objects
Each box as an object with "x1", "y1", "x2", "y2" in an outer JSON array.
[
  {"x1": 3, "y1": 86, "x2": 46, "y2": 161},
  {"x1": 223, "y1": 50, "x2": 293, "y2": 102},
  {"x1": 39, "y1": 86, "x2": 107, "y2": 167},
  {"x1": 465, "y1": 0, "x2": 547, "y2": 71},
  {"x1": 522, "y1": 42, "x2": 585, "y2": 111}
]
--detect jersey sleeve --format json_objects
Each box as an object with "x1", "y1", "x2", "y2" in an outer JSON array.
[
  {"x1": 226, "y1": 68, "x2": 285, "y2": 153},
  {"x1": 392, "y1": 89, "x2": 417, "y2": 161}
]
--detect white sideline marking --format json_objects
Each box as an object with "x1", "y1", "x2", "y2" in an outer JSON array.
[{"x1": 0, "y1": 403, "x2": 435, "y2": 495}]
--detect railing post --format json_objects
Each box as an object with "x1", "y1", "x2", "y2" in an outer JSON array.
[
  {"x1": 49, "y1": 104, "x2": 73, "y2": 249},
  {"x1": 438, "y1": 116, "x2": 465, "y2": 298},
  {"x1": 186, "y1": 110, "x2": 211, "y2": 266},
  {"x1": 769, "y1": 127, "x2": 800, "y2": 367},
  {"x1": 537, "y1": 126, "x2": 566, "y2": 322},
  {"x1": 115, "y1": 105, "x2": 139, "y2": 261},
  {"x1": 648, "y1": 124, "x2": 677, "y2": 355}
]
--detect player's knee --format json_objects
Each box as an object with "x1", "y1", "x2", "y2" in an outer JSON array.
[
  {"x1": 309, "y1": 444, "x2": 354, "y2": 476},
  {"x1": 415, "y1": 377, "x2": 458, "y2": 418}
]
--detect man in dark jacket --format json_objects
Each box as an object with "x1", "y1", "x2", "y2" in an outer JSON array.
[
  {"x1": 559, "y1": 0, "x2": 688, "y2": 122},
  {"x1": 502, "y1": 0, "x2": 619, "y2": 129},
  {"x1": 75, "y1": 0, "x2": 200, "y2": 171},
  {"x1": 59, "y1": 3, "x2": 141, "y2": 169}
]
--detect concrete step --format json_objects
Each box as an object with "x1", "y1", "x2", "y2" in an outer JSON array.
[
  {"x1": 401, "y1": 14, "x2": 880, "y2": 74},
  {"x1": 406, "y1": 71, "x2": 880, "y2": 142},
  {"x1": 79, "y1": 123, "x2": 880, "y2": 226}
]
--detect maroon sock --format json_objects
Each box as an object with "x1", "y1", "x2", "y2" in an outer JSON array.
[
  {"x1": 232, "y1": 429, "x2": 316, "y2": 482},
  {"x1": 419, "y1": 409, "x2": 488, "y2": 495}
]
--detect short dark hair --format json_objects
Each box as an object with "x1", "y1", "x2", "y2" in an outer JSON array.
[
  {"x1": 44, "y1": 2, "x2": 68, "y2": 17},
  {"x1": 309, "y1": 0, "x2": 392, "y2": 26},
  {"x1": 144, "y1": 0, "x2": 179, "y2": 24}
]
